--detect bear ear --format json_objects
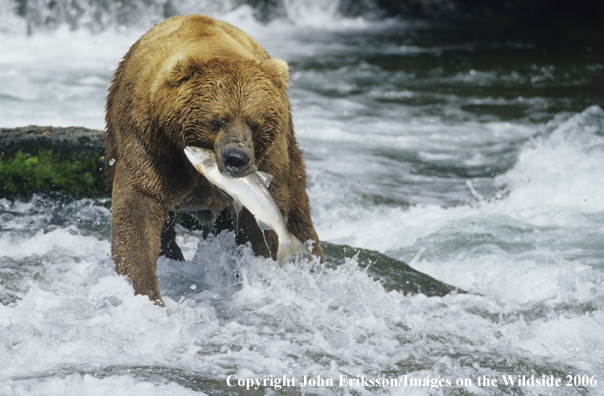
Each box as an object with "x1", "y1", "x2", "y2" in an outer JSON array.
[
  {"x1": 263, "y1": 58, "x2": 290, "y2": 89},
  {"x1": 165, "y1": 55, "x2": 195, "y2": 85}
]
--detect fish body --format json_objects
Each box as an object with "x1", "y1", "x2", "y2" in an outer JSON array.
[{"x1": 184, "y1": 146, "x2": 311, "y2": 265}]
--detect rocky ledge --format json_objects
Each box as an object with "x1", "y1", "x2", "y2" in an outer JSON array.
[{"x1": 0, "y1": 126, "x2": 106, "y2": 198}]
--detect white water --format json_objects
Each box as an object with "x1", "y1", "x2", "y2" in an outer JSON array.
[{"x1": 1, "y1": 3, "x2": 604, "y2": 395}]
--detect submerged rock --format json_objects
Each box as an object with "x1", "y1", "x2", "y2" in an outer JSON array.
[{"x1": 322, "y1": 241, "x2": 464, "y2": 296}]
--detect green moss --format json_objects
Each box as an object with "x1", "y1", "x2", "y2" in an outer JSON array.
[{"x1": 0, "y1": 149, "x2": 108, "y2": 198}]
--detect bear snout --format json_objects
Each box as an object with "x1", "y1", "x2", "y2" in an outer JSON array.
[
  {"x1": 214, "y1": 123, "x2": 256, "y2": 177},
  {"x1": 223, "y1": 148, "x2": 251, "y2": 176}
]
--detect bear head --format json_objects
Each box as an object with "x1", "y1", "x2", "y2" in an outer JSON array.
[{"x1": 150, "y1": 54, "x2": 291, "y2": 178}]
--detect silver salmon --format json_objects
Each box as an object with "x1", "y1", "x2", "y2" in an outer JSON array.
[{"x1": 184, "y1": 146, "x2": 312, "y2": 265}]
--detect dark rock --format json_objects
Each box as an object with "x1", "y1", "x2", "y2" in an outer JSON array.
[
  {"x1": 322, "y1": 241, "x2": 465, "y2": 296},
  {"x1": 0, "y1": 125, "x2": 105, "y2": 158}
]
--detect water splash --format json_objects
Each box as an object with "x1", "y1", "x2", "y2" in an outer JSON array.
[{"x1": 1, "y1": 0, "x2": 382, "y2": 34}]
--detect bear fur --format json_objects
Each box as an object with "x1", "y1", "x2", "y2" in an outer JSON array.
[{"x1": 105, "y1": 14, "x2": 323, "y2": 305}]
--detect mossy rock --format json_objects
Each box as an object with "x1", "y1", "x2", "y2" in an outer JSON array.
[{"x1": 0, "y1": 126, "x2": 108, "y2": 198}]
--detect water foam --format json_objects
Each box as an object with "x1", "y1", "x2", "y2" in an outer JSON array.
[
  {"x1": 310, "y1": 107, "x2": 604, "y2": 254},
  {"x1": 1, "y1": 374, "x2": 203, "y2": 396},
  {"x1": 0, "y1": 0, "x2": 377, "y2": 36},
  {"x1": 0, "y1": 27, "x2": 138, "y2": 129},
  {"x1": 1, "y1": 185, "x2": 602, "y2": 394},
  {"x1": 495, "y1": 106, "x2": 604, "y2": 224}
]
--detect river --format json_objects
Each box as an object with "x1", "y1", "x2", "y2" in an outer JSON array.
[{"x1": 1, "y1": 1, "x2": 603, "y2": 395}]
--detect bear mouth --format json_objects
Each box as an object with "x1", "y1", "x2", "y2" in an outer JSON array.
[{"x1": 222, "y1": 148, "x2": 251, "y2": 176}]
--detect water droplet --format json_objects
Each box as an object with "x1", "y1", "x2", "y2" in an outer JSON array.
[{"x1": 109, "y1": 158, "x2": 116, "y2": 166}]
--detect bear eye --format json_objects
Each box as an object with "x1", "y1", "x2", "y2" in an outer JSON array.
[
  {"x1": 250, "y1": 122, "x2": 261, "y2": 134},
  {"x1": 209, "y1": 117, "x2": 222, "y2": 131}
]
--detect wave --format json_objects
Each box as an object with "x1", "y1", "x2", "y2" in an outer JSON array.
[
  {"x1": 312, "y1": 106, "x2": 604, "y2": 256},
  {"x1": 495, "y1": 105, "x2": 604, "y2": 221}
]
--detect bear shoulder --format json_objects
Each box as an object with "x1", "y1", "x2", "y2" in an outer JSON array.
[{"x1": 138, "y1": 14, "x2": 269, "y2": 65}]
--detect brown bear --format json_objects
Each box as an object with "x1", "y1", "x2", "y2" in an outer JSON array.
[{"x1": 105, "y1": 14, "x2": 323, "y2": 305}]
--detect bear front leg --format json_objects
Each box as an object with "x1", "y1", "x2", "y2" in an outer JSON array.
[{"x1": 110, "y1": 172, "x2": 168, "y2": 305}]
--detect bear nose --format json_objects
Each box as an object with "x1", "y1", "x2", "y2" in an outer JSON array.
[{"x1": 222, "y1": 148, "x2": 250, "y2": 176}]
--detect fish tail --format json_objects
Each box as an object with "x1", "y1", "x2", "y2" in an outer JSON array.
[{"x1": 277, "y1": 234, "x2": 312, "y2": 266}]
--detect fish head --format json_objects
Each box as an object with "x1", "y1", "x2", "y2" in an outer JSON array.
[{"x1": 184, "y1": 147, "x2": 216, "y2": 170}]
